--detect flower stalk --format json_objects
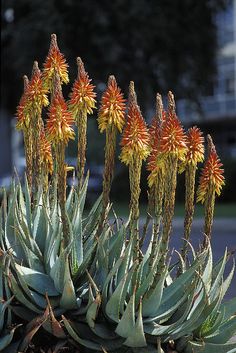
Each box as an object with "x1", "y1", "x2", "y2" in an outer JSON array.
[
  {"x1": 157, "y1": 91, "x2": 187, "y2": 274},
  {"x1": 98, "y1": 75, "x2": 126, "y2": 224},
  {"x1": 46, "y1": 74, "x2": 74, "y2": 248},
  {"x1": 120, "y1": 82, "x2": 150, "y2": 262},
  {"x1": 69, "y1": 57, "x2": 96, "y2": 189},
  {"x1": 179, "y1": 127, "x2": 204, "y2": 266}
]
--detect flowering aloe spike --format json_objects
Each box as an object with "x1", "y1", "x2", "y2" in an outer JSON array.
[
  {"x1": 69, "y1": 57, "x2": 96, "y2": 189},
  {"x1": 180, "y1": 126, "x2": 204, "y2": 269},
  {"x1": 42, "y1": 33, "x2": 69, "y2": 92},
  {"x1": 98, "y1": 75, "x2": 126, "y2": 226},
  {"x1": 120, "y1": 81, "x2": 150, "y2": 262},
  {"x1": 197, "y1": 135, "x2": 225, "y2": 246}
]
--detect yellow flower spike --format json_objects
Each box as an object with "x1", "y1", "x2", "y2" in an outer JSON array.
[
  {"x1": 98, "y1": 75, "x2": 126, "y2": 133},
  {"x1": 69, "y1": 57, "x2": 96, "y2": 189},
  {"x1": 69, "y1": 57, "x2": 96, "y2": 118},
  {"x1": 42, "y1": 33, "x2": 69, "y2": 91},
  {"x1": 197, "y1": 135, "x2": 225, "y2": 245}
]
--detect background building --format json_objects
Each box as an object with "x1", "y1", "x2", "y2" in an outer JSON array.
[{"x1": 177, "y1": 0, "x2": 236, "y2": 159}]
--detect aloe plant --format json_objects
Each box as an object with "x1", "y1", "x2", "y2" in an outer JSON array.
[{"x1": 0, "y1": 33, "x2": 235, "y2": 352}]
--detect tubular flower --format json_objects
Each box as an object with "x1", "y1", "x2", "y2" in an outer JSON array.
[
  {"x1": 98, "y1": 76, "x2": 126, "y2": 133},
  {"x1": 69, "y1": 57, "x2": 96, "y2": 117},
  {"x1": 120, "y1": 103, "x2": 150, "y2": 165},
  {"x1": 197, "y1": 137, "x2": 225, "y2": 204},
  {"x1": 179, "y1": 126, "x2": 204, "y2": 173},
  {"x1": 42, "y1": 34, "x2": 69, "y2": 91},
  {"x1": 160, "y1": 111, "x2": 187, "y2": 160},
  {"x1": 39, "y1": 130, "x2": 53, "y2": 175},
  {"x1": 27, "y1": 62, "x2": 49, "y2": 114},
  {"x1": 46, "y1": 93, "x2": 75, "y2": 145},
  {"x1": 16, "y1": 76, "x2": 31, "y2": 131}
]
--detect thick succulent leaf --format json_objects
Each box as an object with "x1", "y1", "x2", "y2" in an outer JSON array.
[
  {"x1": 8, "y1": 272, "x2": 42, "y2": 313},
  {"x1": 144, "y1": 281, "x2": 198, "y2": 335},
  {"x1": 86, "y1": 293, "x2": 101, "y2": 329},
  {"x1": 78, "y1": 172, "x2": 89, "y2": 214},
  {"x1": 221, "y1": 260, "x2": 235, "y2": 299},
  {"x1": 204, "y1": 316, "x2": 236, "y2": 344},
  {"x1": 115, "y1": 291, "x2": 135, "y2": 338},
  {"x1": 167, "y1": 283, "x2": 208, "y2": 341},
  {"x1": 102, "y1": 254, "x2": 127, "y2": 305},
  {"x1": 108, "y1": 225, "x2": 126, "y2": 269},
  {"x1": 32, "y1": 190, "x2": 49, "y2": 254},
  {"x1": 43, "y1": 296, "x2": 66, "y2": 338},
  {"x1": 0, "y1": 296, "x2": 13, "y2": 332},
  {"x1": 220, "y1": 297, "x2": 236, "y2": 322},
  {"x1": 62, "y1": 316, "x2": 102, "y2": 350},
  {"x1": 0, "y1": 326, "x2": 20, "y2": 351},
  {"x1": 14, "y1": 263, "x2": 59, "y2": 296},
  {"x1": 193, "y1": 288, "x2": 224, "y2": 337},
  {"x1": 201, "y1": 246, "x2": 213, "y2": 293},
  {"x1": 50, "y1": 244, "x2": 71, "y2": 293},
  {"x1": 209, "y1": 249, "x2": 227, "y2": 301},
  {"x1": 116, "y1": 237, "x2": 134, "y2": 289},
  {"x1": 124, "y1": 300, "x2": 147, "y2": 347},
  {"x1": 142, "y1": 268, "x2": 167, "y2": 317},
  {"x1": 24, "y1": 175, "x2": 32, "y2": 231},
  {"x1": 83, "y1": 194, "x2": 103, "y2": 241},
  {"x1": 18, "y1": 306, "x2": 49, "y2": 352},
  {"x1": 5, "y1": 190, "x2": 25, "y2": 260},
  {"x1": 105, "y1": 263, "x2": 137, "y2": 323},
  {"x1": 185, "y1": 341, "x2": 236, "y2": 353},
  {"x1": 143, "y1": 254, "x2": 206, "y2": 324},
  {"x1": 60, "y1": 256, "x2": 78, "y2": 310}
]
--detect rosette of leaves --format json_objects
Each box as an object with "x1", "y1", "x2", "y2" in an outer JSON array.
[
  {"x1": 1, "y1": 175, "x2": 104, "y2": 351},
  {"x1": 61, "y1": 225, "x2": 236, "y2": 353}
]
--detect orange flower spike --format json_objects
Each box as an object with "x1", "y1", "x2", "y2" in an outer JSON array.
[
  {"x1": 69, "y1": 57, "x2": 96, "y2": 117},
  {"x1": 43, "y1": 34, "x2": 69, "y2": 91},
  {"x1": 160, "y1": 91, "x2": 187, "y2": 160},
  {"x1": 16, "y1": 75, "x2": 31, "y2": 131},
  {"x1": 120, "y1": 83, "x2": 150, "y2": 166},
  {"x1": 98, "y1": 75, "x2": 126, "y2": 133},
  {"x1": 46, "y1": 76, "x2": 74, "y2": 146},
  {"x1": 47, "y1": 94, "x2": 75, "y2": 145},
  {"x1": 197, "y1": 135, "x2": 225, "y2": 204},
  {"x1": 27, "y1": 61, "x2": 49, "y2": 114},
  {"x1": 179, "y1": 126, "x2": 204, "y2": 173}
]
